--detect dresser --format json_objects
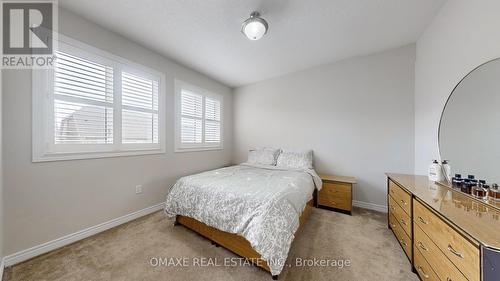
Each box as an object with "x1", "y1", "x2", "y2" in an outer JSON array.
[
  {"x1": 318, "y1": 174, "x2": 356, "y2": 215},
  {"x1": 387, "y1": 174, "x2": 500, "y2": 281}
]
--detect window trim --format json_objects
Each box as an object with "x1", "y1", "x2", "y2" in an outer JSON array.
[
  {"x1": 174, "y1": 79, "x2": 223, "y2": 152},
  {"x1": 32, "y1": 34, "x2": 166, "y2": 162}
]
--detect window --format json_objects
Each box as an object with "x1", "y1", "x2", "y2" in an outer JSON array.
[
  {"x1": 33, "y1": 35, "x2": 165, "y2": 162},
  {"x1": 175, "y1": 80, "x2": 223, "y2": 151}
]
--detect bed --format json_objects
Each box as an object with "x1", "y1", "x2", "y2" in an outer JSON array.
[{"x1": 164, "y1": 163, "x2": 322, "y2": 279}]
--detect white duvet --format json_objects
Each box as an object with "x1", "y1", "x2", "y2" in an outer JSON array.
[{"x1": 164, "y1": 163, "x2": 322, "y2": 275}]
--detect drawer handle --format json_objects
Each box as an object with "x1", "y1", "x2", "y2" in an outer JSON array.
[
  {"x1": 446, "y1": 278, "x2": 452, "y2": 281},
  {"x1": 447, "y1": 244, "x2": 464, "y2": 259},
  {"x1": 418, "y1": 241, "x2": 428, "y2": 252},
  {"x1": 400, "y1": 219, "x2": 407, "y2": 226},
  {"x1": 400, "y1": 199, "x2": 407, "y2": 205},
  {"x1": 390, "y1": 223, "x2": 397, "y2": 228},
  {"x1": 390, "y1": 206, "x2": 396, "y2": 211},
  {"x1": 417, "y1": 266, "x2": 429, "y2": 279},
  {"x1": 418, "y1": 216, "x2": 429, "y2": 225},
  {"x1": 400, "y1": 239, "x2": 408, "y2": 247}
]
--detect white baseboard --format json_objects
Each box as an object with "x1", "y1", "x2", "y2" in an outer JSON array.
[
  {"x1": 353, "y1": 200, "x2": 387, "y2": 213},
  {"x1": 3, "y1": 202, "x2": 165, "y2": 267}
]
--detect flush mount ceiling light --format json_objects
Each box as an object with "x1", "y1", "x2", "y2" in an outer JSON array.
[{"x1": 241, "y1": 11, "x2": 269, "y2": 41}]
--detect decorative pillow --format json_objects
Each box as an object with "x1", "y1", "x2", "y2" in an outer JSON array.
[
  {"x1": 276, "y1": 149, "x2": 313, "y2": 169},
  {"x1": 247, "y1": 147, "x2": 281, "y2": 166}
]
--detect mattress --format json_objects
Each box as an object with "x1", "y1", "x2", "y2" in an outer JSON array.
[{"x1": 164, "y1": 163, "x2": 322, "y2": 275}]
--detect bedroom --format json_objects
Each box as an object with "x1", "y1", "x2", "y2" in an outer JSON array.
[{"x1": 0, "y1": 0, "x2": 499, "y2": 280}]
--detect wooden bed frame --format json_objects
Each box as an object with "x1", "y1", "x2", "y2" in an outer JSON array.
[{"x1": 174, "y1": 198, "x2": 314, "y2": 280}]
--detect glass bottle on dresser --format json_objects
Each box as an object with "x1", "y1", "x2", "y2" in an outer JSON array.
[
  {"x1": 452, "y1": 174, "x2": 463, "y2": 190},
  {"x1": 461, "y1": 175, "x2": 476, "y2": 194},
  {"x1": 472, "y1": 180, "x2": 489, "y2": 200},
  {"x1": 489, "y1": 184, "x2": 500, "y2": 201}
]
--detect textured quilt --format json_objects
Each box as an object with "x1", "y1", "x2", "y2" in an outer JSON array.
[{"x1": 164, "y1": 163, "x2": 322, "y2": 275}]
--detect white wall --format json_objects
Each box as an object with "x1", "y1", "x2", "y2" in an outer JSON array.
[
  {"x1": 414, "y1": 0, "x2": 500, "y2": 174},
  {"x1": 232, "y1": 45, "x2": 415, "y2": 208},
  {"x1": 2, "y1": 8, "x2": 232, "y2": 255}
]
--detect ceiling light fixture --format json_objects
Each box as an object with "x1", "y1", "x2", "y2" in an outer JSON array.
[{"x1": 241, "y1": 12, "x2": 268, "y2": 41}]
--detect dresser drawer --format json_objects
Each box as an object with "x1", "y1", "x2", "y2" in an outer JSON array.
[
  {"x1": 414, "y1": 223, "x2": 468, "y2": 281},
  {"x1": 318, "y1": 182, "x2": 352, "y2": 211},
  {"x1": 388, "y1": 180, "x2": 411, "y2": 215},
  {"x1": 414, "y1": 199, "x2": 480, "y2": 281},
  {"x1": 389, "y1": 212, "x2": 411, "y2": 259},
  {"x1": 388, "y1": 195, "x2": 411, "y2": 236},
  {"x1": 414, "y1": 245, "x2": 440, "y2": 281}
]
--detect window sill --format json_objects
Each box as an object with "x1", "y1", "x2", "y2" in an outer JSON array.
[
  {"x1": 174, "y1": 147, "x2": 223, "y2": 153},
  {"x1": 33, "y1": 148, "x2": 166, "y2": 162}
]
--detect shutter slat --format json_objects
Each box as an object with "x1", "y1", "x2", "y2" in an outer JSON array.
[
  {"x1": 122, "y1": 93, "x2": 153, "y2": 106},
  {"x1": 54, "y1": 85, "x2": 110, "y2": 102},
  {"x1": 55, "y1": 60, "x2": 111, "y2": 82},
  {"x1": 122, "y1": 80, "x2": 154, "y2": 93},
  {"x1": 55, "y1": 72, "x2": 107, "y2": 88},
  {"x1": 55, "y1": 76, "x2": 107, "y2": 92},
  {"x1": 57, "y1": 52, "x2": 107, "y2": 72}
]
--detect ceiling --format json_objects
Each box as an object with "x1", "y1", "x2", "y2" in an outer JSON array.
[{"x1": 59, "y1": 0, "x2": 446, "y2": 87}]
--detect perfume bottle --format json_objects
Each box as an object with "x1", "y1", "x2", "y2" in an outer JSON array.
[
  {"x1": 472, "y1": 181, "x2": 488, "y2": 200},
  {"x1": 489, "y1": 184, "x2": 500, "y2": 201},
  {"x1": 461, "y1": 179, "x2": 475, "y2": 194},
  {"x1": 452, "y1": 174, "x2": 463, "y2": 189}
]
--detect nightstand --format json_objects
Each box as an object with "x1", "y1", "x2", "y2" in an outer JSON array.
[{"x1": 317, "y1": 174, "x2": 356, "y2": 215}]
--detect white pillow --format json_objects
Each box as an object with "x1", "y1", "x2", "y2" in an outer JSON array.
[
  {"x1": 247, "y1": 147, "x2": 281, "y2": 166},
  {"x1": 276, "y1": 149, "x2": 313, "y2": 169}
]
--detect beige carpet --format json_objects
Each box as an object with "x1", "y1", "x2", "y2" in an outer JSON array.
[{"x1": 3, "y1": 208, "x2": 418, "y2": 281}]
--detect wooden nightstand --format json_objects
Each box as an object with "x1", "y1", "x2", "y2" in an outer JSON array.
[{"x1": 317, "y1": 174, "x2": 356, "y2": 215}]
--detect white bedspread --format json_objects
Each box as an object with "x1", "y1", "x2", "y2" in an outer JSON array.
[{"x1": 164, "y1": 163, "x2": 322, "y2": 275}]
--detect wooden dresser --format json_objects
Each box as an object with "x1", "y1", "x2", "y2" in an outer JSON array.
[
  {"x1": 387, "y1": 173, "x2": 500, "y2": 281},
  {"x1": 318, "y1": 174, "x2": 356, "y2": 215}
]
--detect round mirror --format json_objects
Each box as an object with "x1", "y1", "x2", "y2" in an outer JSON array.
[{"x1": 439, "y1": 58, "x2": 500, "y2": 184}]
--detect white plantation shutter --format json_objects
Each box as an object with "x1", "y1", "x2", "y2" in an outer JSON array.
[
  {"x1": 53, "y1": 51, "x2": 114, "y2": 144},
  {"x1": 180, "y1": 90, "x2": 203, "y2": 143},
  {"x1": 176, "y1": 80, "x2": 223, "y2": 151},
  {"x1": 204, "y1": 97, "x2": 221, "y2": 143},
  {"x1": 32, "y1": 37, "x2": 166, "y2": 162},
  {"x1": 121, "y1": 72, "x2": 159, "y2": 144}
]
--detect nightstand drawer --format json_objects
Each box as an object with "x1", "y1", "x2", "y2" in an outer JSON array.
[
  {"x1": 389, "y1": 180, "x2": 411, "y2": 215},
  {"x1": 318, "y1": 182, "x2": 352, "y2": 211},
  {"x1": 388, "y1": 195, "x2": 411, "y2": 236}
]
